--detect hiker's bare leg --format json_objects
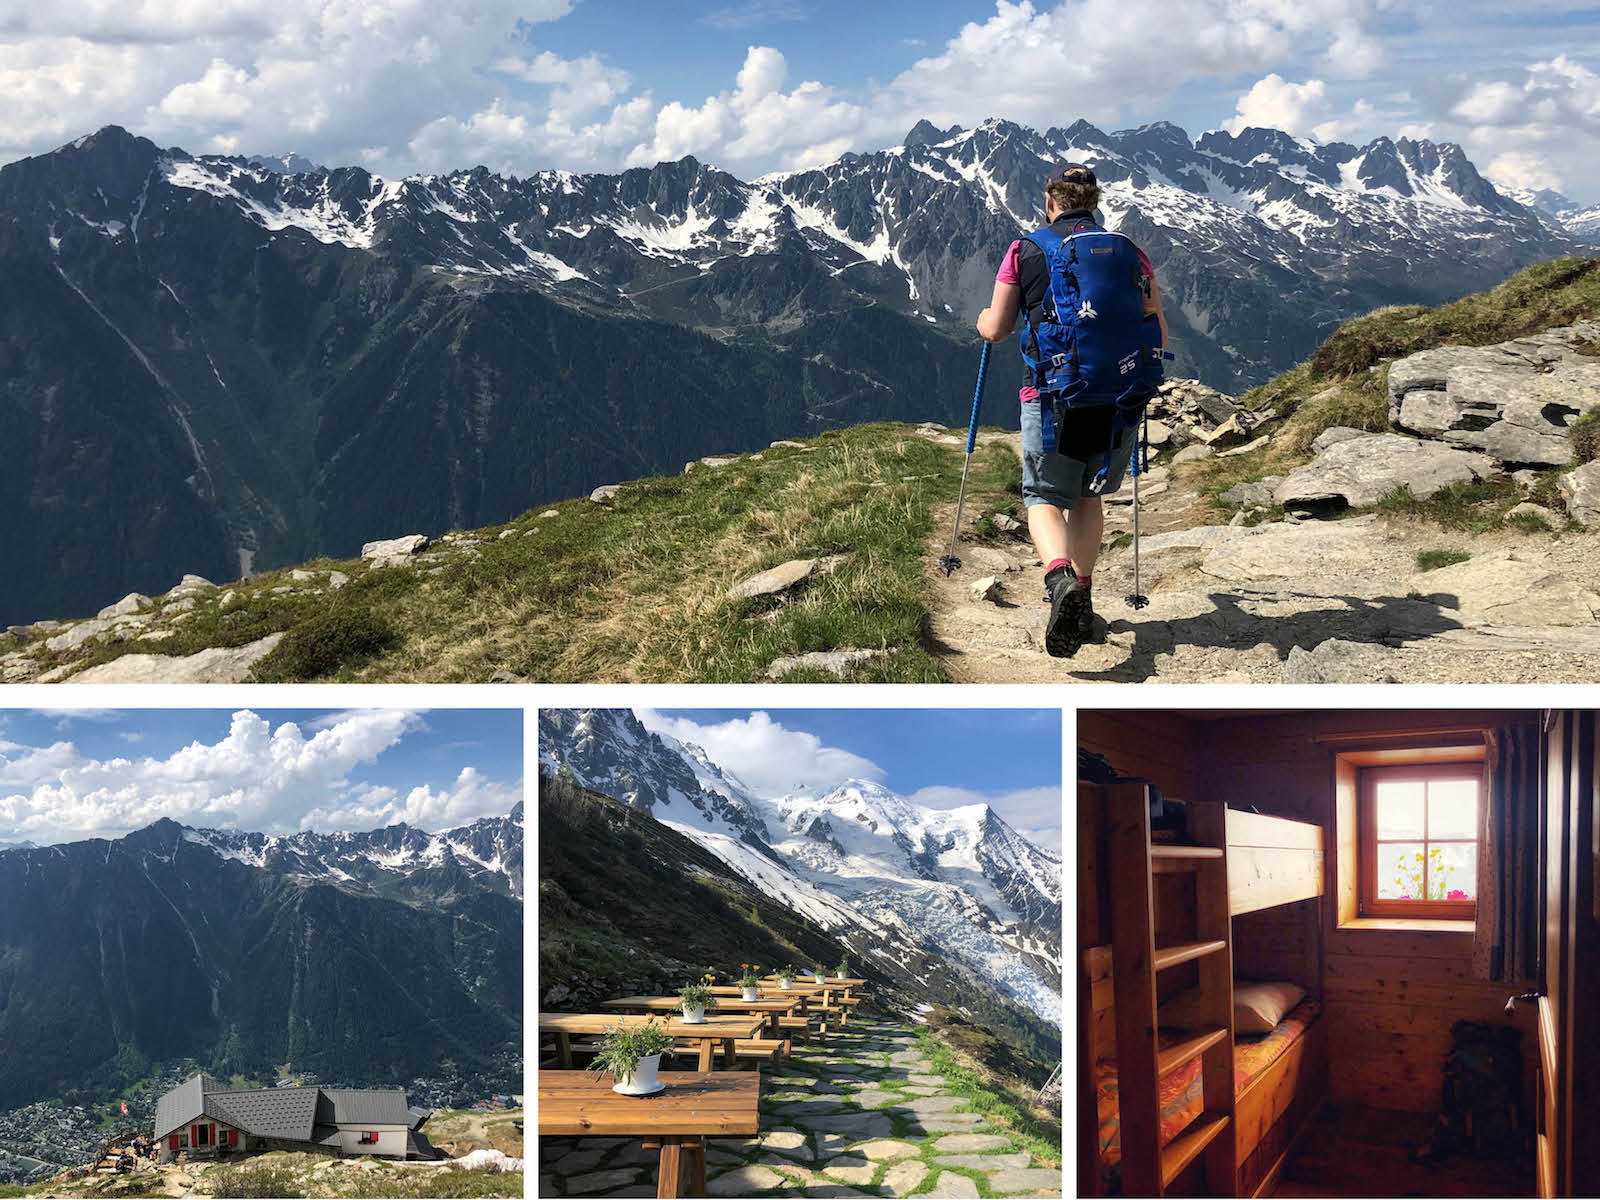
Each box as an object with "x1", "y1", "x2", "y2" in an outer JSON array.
[
  {"x1": 1066, "y1": 497, "x2": 1104, "y2": 577},
  {"x1": 1027, "y1": 505, "x2": 1068, "y2": 566}
]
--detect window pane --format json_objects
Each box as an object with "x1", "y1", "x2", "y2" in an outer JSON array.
[
  {"x1": 1375, "y1": 780, "x2": 1425, "y2": 839},
  {"x1": 1429, "y1": 842, "x2": 1477, "y2": 901},
  {"x1": 1377, "y1": 842, "x2": 1426, "y2": 899},
  {"x1": 1428, "y1": 779, "x2": 1478, "y2": 839}
]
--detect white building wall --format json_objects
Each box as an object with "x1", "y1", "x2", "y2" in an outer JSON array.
[{"x1": 335, "y1": 1124, "x2": 408, "y2": 1158}]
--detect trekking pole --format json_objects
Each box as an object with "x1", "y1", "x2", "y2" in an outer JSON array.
[
  {"x1": 939, "y1": 340, "x2": 992, "y2": 576},
  {"x1": 1125, "y1": 411, "x2": 1150, "y2": 610}
]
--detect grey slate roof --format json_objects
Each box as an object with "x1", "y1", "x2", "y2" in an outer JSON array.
[
  {"x1": 153, "y1": 1074, "x2": 409, "y2": 1142},
  {"x1": 406, "y1": 1106, "x2": 432, "y2": 1131},
  {"x1": 204, "y1": 1087, "x2": 319, "y2": 1141},
  {"x1": 316, "y1": 1089, "x2": 411, "y2": 1126}
]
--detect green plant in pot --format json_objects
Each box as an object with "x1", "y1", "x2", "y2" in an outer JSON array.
[
  {"x1": 836, "y1": 956, "x2": 850, "y2": 980},
  {"x1": 777, "y1": 965, "x2": 797, "y2": 989},
  {"x1": 738, "y1": 963, "x2": 761, "y2": 1001},
  {"x1": 588, "y1": 1021, "x2": 676, "y2": 1095},
  {"x1": 680, "y1": 975, "x2": 720, "y2": 1024},
  {"x1": 812, "y1": 961, "x2": 827, "y2": 983}
]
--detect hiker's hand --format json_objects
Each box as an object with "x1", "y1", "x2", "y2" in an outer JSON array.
[{"x1": 977, "y1": 279, "x2": 1021, "y2": 342}]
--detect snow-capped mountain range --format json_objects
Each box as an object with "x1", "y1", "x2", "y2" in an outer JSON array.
[
  {"x1": 176, "y1": 803, "x2": 524, "y2": 899},
  {"x1": 19, "y1": 118, "x2": 1577, "y2": 392},
  {"x1": 539, "y1": 709, "x2": 1061, "y2": 1024},
  {"x1": 1496, "y1": 184, "x2": 1600, "y2": 243}
]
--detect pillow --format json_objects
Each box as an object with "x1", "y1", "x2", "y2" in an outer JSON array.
[
  {"x1": 1233, "y1": 981, "x2": 1306, "y2": 1034},
  {"x1": 1157, "y1": 981, "x2": 1305, "y2": 1033}
]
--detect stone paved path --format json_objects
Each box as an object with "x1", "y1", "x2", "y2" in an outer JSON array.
[{"x1": 537, "y1": 1016, "x2": 1062, "y2": 1197}]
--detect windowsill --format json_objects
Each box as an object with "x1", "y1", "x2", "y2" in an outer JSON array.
[{"x1": 1337, "y1": 916, "x2": 1476, "y2": 933}]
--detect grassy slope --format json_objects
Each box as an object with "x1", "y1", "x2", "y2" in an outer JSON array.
[
  {"x1": 1189, "y1": 254, "x2": 1600, "y2": 518},
  {"x1": 538, "y1": 774, "x2": 866, "y2": 990},
  {"x1": 21, "y1": 423, "x2": 1018, "y2": 684}
]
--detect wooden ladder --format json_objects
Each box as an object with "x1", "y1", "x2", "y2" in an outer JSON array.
[{"x1": 1106, "y1": 782, "x2": 1237, "y2": 1197}]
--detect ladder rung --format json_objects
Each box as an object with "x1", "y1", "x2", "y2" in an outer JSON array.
[
  {"x1": 1161, "y1": 1112, "x2": 1231, "y2": 1187},
  {"x1": 1153, "y1": 939, "x2": 1228, "y2": 971},
  {"x1": 1156, "y1": 1026, "x2": 1229, "y2": 1078},
  {"x1": 1149, "y1": 844, "x2": 1223, "y2": 859}
]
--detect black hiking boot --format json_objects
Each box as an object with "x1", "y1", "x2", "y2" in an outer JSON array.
[{"x1": 1044, "y1": 564, "x2": 1090, "y2": 658}]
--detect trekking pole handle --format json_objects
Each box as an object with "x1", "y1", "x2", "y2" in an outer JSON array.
[{"x1": 967, "y1": 341, "x2": 991, "y2": 455}]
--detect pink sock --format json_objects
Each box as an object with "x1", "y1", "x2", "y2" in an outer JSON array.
[
  {"x1": 1078, "y1": 572, "x2": 1093, "y2": 588},
  {"x1": 1045, "y1": 558, "x2": 1071, "y2": 575}
]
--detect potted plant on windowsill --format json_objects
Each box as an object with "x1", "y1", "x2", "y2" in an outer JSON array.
[
  {"x1": 777, "y1": 965, "x2": 797, "y2": 990},
  {"x1": 835, "y1": 956, "x2": 849, "y2": 981},
  {"x1": 680, "y1": 975, "x2": 719, "y2": 1024},
  {"x1": 738, "y1": 963, "x2": 761, "y2": 1002},
  {"x1": 589, "y1": 1021, "x2": 676, "y2": 1096}
]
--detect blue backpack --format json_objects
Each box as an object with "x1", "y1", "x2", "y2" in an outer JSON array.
[{"x1": 1020, "y1": 224, "x2": 1168, "y2": 490}]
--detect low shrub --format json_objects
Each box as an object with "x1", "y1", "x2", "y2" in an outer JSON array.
[
  {"x1": 1415, "y1": 549, "x2": 1471, "y2": 571},
  {"x1": 1570, "y1": 410, "x2": 1600, "y2": 464},
  {"x1": 250, "y1": 606, "x2": 398, "y2": 682},
  {"x1": 208, "y1": 1166, "x2": 303, "y2": 1199}
]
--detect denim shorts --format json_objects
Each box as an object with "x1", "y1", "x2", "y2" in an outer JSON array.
[{"x1": 1020, "y1": 397, "x2": 1138, "y2": 510}]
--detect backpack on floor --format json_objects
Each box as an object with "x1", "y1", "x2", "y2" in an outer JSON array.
[{"x1": 1413, "y1": 1020, "x2": 1526, "y2": 1162}]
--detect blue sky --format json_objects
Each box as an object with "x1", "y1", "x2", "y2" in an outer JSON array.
[
  {"x1": 640, "y1": 707, "x2": 1063, "y2": 852},
  {"x1": 0, "y1": 708, "x2": 523, "y2": 846},
  {"x1": 2, "y1": 1, "x2": 1598, "y2": 199}
]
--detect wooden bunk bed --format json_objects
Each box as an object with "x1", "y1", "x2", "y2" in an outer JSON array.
[{"x1": 1078, "y1": 783, "x2": 1328, "y2": 1198}]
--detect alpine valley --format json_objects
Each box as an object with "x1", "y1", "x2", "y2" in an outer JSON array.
[
  {"x1": 537, "y1": 709, "x2": 1062, "y2": 1062},
  {"x1": 0, "y1": 807, "x2": 524, "y2": 1115},
  {"x1": 0, "y1": 118, "x2": 1583, "y2": 625}
]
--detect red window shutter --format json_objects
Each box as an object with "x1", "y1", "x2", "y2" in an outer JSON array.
[
  {"x1": 370, "y1": 1132, "x2": 377, "y2": 1142},
  {"x1": 229, "y1": 1129, "x2": 238, "y2": 1146},
  {"x1": 168, "y1": 1135, "x2": 179, "y2": 1152}
]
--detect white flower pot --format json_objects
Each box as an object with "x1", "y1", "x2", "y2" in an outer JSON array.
[
  {"x1": 741, "y1": 987, "x2": 758, "y2": 1001},
  {"x1": 612, "y1": 1053, "x2": 663, "y2": 1095},
  {"x1": 835, "y1": 973, "x2": 847, "y2": 980},
  {"x1": 813, "y1": 971, "x2": 826, "y2": 982},
  {"x1": 778, "y1": 979, "x2": 792, "y2": 990},
  {"x1": 681, "y1": 1004, "x2": 707, "y2": 1024}
]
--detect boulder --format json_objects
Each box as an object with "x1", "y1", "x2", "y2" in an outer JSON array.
[
  {"x1": 1388, "y1": 329, "x2": 1600, "y2": 466},
  {"x1": 1218, "y1": 435, "x2": 1270, "y2": 458},
  {"x1": 963, "y1": 546, "x2": 1021, "y2": 574},
  {"x1": 64, "y1": 634, "x2": 284, "y2": 684},
  {"x1": 1203, "y1": 413, "x2": 1250, "y2": 447},
  {"x1": 589, "y1": 484, "x2": 621, "y2": 503},
  {"x1": 728, "y1": 558, "x2": 816, "y2": 600},
  {"x1": 1218, "y1": 477, "x2": 1284, "y2": 509},
  {"x1": 97, "y1": 593, "x2": 151, "y2": 620},
  {"x1": 1145, "y1": 419, "x2": 1173, "y2": 447},
  {"x1": 1202, "y1": 515, "x2": 1389, "y2": 583},
  {"x1": 1504, "y1": 502, "x2": 1556, "y2": 527},
  {"x1": 1561, "y1": 460, "x2": 1600, "y2": 527},
  {"x1": 1282, "y1": 639, "x2": 1401, "y2": 684},
  {"x1": 990, "y1": 513, "x2": 1023, "y2": 533},
  {"x1": 764, "y1": 649, "x2": 879, "y2": 680},
  {"x1": 361, "y1": 534, "x2": 428, "y2": 560},
  {"x1": 1172, "y1": 444, "x2": 1214, "y2": 464},
  {"x1": 1311, "y1": 425, "x2": 1367, "y2": 454},
  {"x1": 970, "y1": 575, "x2": 1000, "y2": 602},
  {"x1": 1274, "y1": 434, "x2": 1493, "y2": 511}
]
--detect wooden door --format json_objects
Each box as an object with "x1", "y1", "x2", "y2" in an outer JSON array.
[{"x1": 1540, "y1": 711, "x2": 1600, "y2": 1199}]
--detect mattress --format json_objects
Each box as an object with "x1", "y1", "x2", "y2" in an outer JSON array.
[{"x1": 1095, "y1": 998, "x2": 1322, "y2": 1167}]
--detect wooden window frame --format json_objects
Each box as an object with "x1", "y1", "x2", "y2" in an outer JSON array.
[{"x1": 1358, "y1": 761, "x2": 1482, "y2": 918}]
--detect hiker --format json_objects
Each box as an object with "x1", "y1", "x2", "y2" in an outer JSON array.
[{"x1": 976, "y1": 164, "x2": 1168, "y2": 656}]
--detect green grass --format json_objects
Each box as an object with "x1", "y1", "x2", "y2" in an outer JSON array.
[
  {"x1": 1415, "y1": 548, "x2": 1472, "y2": 571},
  {"x1": 1374, "y1": 480, "x2": 1524, "y2": 533},
  {"x1": 31, "y1": 423, "x2": 1020, "y2": 684},
  {"x1": 915, "y1": 1024, "x2": 1061, "y2": 1168},
  {"x1": 207, "y1": 1166, "x2": 304, "y2": 1198},
  {"x1": 1572, "y1": 409, "x2": 1600, "y2": 465},
  {"x1": 332, "y1": 1170, "x2": 522, "y2": 1198}
]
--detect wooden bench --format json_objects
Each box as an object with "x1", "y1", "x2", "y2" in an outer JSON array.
[{"x1": 778, "y1": 1016, "x2": 820, "y2": 1043}]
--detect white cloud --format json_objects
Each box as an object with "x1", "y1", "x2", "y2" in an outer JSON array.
[
  {"x1": 623, "y1": 44, "x2": 865, "y2": 173},
  {"x1": 907, "y1": 785, "x2": 1063, "y2": 853},
  {"x1": 0, "y1": 709, "x2": 518, "y2": 844},
  {"x1": 635, "y1": 709, "x2": 885, "y2": 798},
  {"x1": 1223, "y1": 73, "x2": 1376, "y2": 142}
]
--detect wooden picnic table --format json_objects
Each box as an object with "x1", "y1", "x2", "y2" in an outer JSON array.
[
  {"x1": 539, "y1": 1012, "x2": 764, "y2": 1071},
  {"x1": 601, "y1": 996, "x2": 799, "y2": 1037},
  {"x1": 539, "y1": 1070, "x2": 758, "y2": 1198}
]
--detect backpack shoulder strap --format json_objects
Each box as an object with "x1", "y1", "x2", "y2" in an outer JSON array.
[{"x1": 1022, "y1": 226, "x2": 1065, "y2": 256}]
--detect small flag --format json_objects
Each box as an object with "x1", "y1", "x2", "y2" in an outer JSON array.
[{"x1": 120, "y1": 1102, "x2": 128, "y2": 1116}]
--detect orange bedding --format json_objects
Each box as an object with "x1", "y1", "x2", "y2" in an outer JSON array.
[{"x1": 1095, "y1": 998, "x2": 1322, "y2": 1167}]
